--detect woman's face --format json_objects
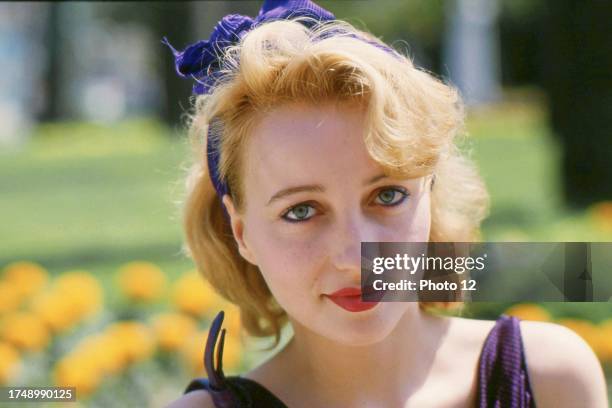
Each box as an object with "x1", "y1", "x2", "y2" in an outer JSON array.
[{"x1": 223, "y1": 101, "x2": 432, "y2": 346}]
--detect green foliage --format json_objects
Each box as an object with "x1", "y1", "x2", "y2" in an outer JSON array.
[
  {"x1": 500, "y1": 0, "x2": 546, "y2": 21},
  {"x1": 323, "y1": 0, "x2": 445, "y2": 48}
]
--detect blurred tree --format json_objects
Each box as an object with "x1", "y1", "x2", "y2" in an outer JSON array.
[
  {"x1": 320, "y1": 0, "x2": 446, "y2": 72},
  {"x1": 150, "y1": 3, "x2": 194, "y2": 126},
  {"x1": 541, "y1": 0, "x2": 612, "y2": 208},
  {"x1": 113, "y1": 3, "x2": 194, "y2": 125},
  {"x1": 94, "y1": 3, "x2": 195, "y2": 126},
  {"x1": 40, "y1": 3, "x2": 62, "y2": 122},
  {"x1": 95, "y1": 2, "x2": 259, "y2": 127},
  {"x1": 498, "y1": 0, "x2": 546, "y2": 86}
]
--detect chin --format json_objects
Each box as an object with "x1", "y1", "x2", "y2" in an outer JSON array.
[{"x1": 318, "y1": 303, "x2": 407, "y2": 346}]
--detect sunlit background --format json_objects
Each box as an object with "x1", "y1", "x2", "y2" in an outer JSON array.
[{"x1": 0, "y1": 1, "x2": 611, "y2": 407}]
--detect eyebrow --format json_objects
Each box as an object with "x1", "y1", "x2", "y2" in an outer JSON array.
[{"x1": 266, "y1": 173, "x2": 389, "y2": 206}]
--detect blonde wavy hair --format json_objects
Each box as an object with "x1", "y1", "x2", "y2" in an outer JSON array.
[{"x1": 181, "y1": 17, "x2": 490, "y2": 346}]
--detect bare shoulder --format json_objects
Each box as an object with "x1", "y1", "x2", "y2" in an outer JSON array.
[
  {"x1": 165, "y1": 390, "x2": 215, "y2": 408},
  {"x1": 519, "y1": 320, "x2": 609, "y2": 408},
  {"x1": 446, "y1": 315, "x2": 498, "y2": 347}
]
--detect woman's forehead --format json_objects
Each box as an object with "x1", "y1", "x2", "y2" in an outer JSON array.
[
  {"x1": 244, "y1": 102, "x2": 379, "y2": 187},
  {"x1": 253, "y1": 101, "x2": 364, "y2": 139}
]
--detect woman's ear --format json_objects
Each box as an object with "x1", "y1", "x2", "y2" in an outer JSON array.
[{"x1": 222, "y1": 194, "x2": 258, "y2": 266}]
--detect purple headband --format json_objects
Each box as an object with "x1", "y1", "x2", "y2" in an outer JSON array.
[{"x1": 164, "y1": 0, "x2": 398, "y2": 219}]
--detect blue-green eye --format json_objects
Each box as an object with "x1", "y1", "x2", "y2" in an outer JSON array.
[
  {"x1": 375, "y1": 187, "x2": 409, "y2": 206},
  {"x1": 282, "y1": 203, "x2": 316, "y2": 223},
  {"x1": 281, "y1": 188, "x2": 409, "y2": 224}
]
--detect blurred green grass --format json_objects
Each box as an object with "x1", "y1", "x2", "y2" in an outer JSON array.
[
  {"x1": 468, "y1": 102, "x2": 611, "y2": 242},
  {"x1": 0, "y1": 119, "x2": 193, "y2": 278}
]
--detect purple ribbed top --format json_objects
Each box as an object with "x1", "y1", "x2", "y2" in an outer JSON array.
[{"x1": 185, "y1": 313, "x2": 537, "y2": 407}]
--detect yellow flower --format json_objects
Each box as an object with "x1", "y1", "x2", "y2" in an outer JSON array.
[
  {"x1": 53, "y1": 330, "x2": 131, "y2": 399},
  {"x1": 52, "y1": 320, "x2": 157, "y2": 399},
  {"x1": 218, "y1": 301, "x2": 242, "y2": 337},
  {"x1": 590, "y1": 201, "x2": 612, "y2": 232},
  {"x1": 2, "y1": 261, "x2": 48, "y2": 299},
  {"x1": 504, "y1": 303, "x2": 551, "y2": 322},
  {"x1": 218, "y1": 333, "x2": 242, "y2": 373},
  {"x1": 181, "y1": 329, "x2": 242, "y2": 375},
  {"x1": 152, "y1": 313, "x2": 197, "y2": 351},
  {"x1": 0, "y1": 281, "x2": 21, "y2": 315},
  {"x1": 30, "y1": 292, "x2": 82, "y2": 334},
  {"x1": 105, "y1": 321, "x2": 155, "y2": 364},
  {"x1": 557, "y1": 318, "x2": 604, "y2": 359},
  {"x1": 0, "y1": 312, "x2": 50, "y2": 351},
  {"x1": 72, "y1": 333, "x2": 125, "y2": 376},
  {"x1": 172, "y1": 271, "x2": 222, "y2": 318},
  {"x1": 54, "y1": 271, "x2": 103, "y2": 319},
  {"x1": 596, "y1": 319, "x2": 612, "y2": 363},
  {"x1": 0, "y1": 342, "x2": 21, "y2": 384},
  {"x1": 180, "y1": 331, "x2": 207, "y2": 375},
  {"x1": 54, "y1": 354, "x2": 102, "y2": 397},
  {"x1": 95, "y1": 334, "x2": 125, "y2": 375},
  {"x1": 116, "y1": 262, "x2": 167, "y2": 302}
]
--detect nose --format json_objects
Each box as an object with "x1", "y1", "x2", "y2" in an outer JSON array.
[{"x1": 330, "y1": 210, "x2": 374, "y2": 276}]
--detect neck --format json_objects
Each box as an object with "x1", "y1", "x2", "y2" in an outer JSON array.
[{"x1": 280, "y1": 306, "x2": 452, "y2": 406}]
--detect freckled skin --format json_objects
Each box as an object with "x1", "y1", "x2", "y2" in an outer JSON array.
[{"x1": 223, "y1": 101, "x2": 432, "y2": 346}]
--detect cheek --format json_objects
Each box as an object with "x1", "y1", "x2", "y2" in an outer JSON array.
[
  {"x1": 246, "y1": 221, "x2": 327, "y2": 302},
  {"x1": 411, "y1": 192, "x2": 432, "y2": 240},
  {"x1": 385, "y1": 192, "x2": 432, "y2": 242}
]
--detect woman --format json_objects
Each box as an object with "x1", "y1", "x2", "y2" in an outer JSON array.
[{"x1": 165, "y1": 1, "x2": 608, "y2": 407}]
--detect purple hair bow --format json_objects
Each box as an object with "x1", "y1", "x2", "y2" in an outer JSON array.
[{"x1": 163, "y1": 0, "x2": 335, "y2": 95}]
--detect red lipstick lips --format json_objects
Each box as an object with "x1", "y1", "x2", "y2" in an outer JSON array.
[{"x1": 325, "y1": 286, "x2": 380, "y2": 312}]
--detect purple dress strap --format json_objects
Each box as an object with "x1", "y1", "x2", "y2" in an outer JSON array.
[
  {"x1": 184, "y1": 310, "x2": 288, "y2": 407},
  {"x1": 476, "y1": 314, "x2": 537, "y2": 408},
  {"x1": 194, "y1": 310, "x2": 243, "y2": 407}
]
